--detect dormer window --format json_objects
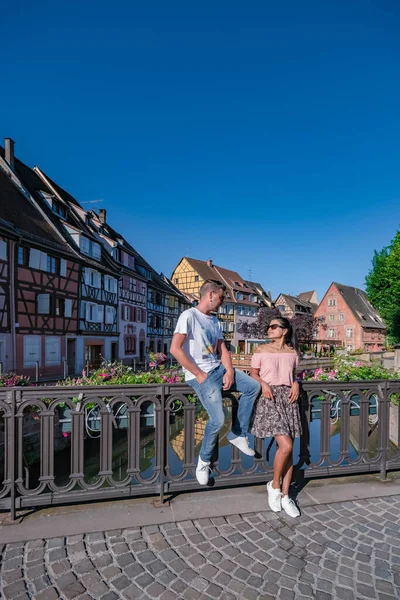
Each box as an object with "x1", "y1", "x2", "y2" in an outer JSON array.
[{"x1": 52, "y1": 200, "x2": 67, "y2": 219}]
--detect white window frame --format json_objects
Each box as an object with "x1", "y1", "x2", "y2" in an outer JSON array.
[
  {"x1": 339, "y1": 314, "x2": 344, "y2": 321},
  {"x1": 60, "y1": 259, "x2": 67, "y2": 277},
  {"x1": 329, "y1": 315, "x2": 335, "y2": 322},
  {"x1": 37, "y1": 293, "x2": 51, "y2": 314},
  {"x1": 328, "y1": 328, "x2": 335, "y2": 338},
  {"x1": 137, "y1": 308, "x2": 142, "y2": 322},
  {"x1": 346, "y1": 328, "x2": 353, "y2": 338},
  {"x1": 124, "y1": 306, "x2": 130, "y2": 321},
  {"x1": 64, "y1": 299, "x2": 73, "y2": 318},
  {"x1": 105, "y1": 306, "x2": 115, "y2": 325}
]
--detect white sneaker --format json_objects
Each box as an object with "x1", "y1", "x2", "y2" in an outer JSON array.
[
  {"x1": 228, "y1": 435, "x2": 255, "y2": 456},
  {"x1": 196, "y1": 457, "x2": 211, "y2": 485},
  {"x1": 281, "y1": 495, "x2": 300, "y2": 518},
  {"x1": 266, "y1": 481, "x2": 282, "y2": 512}
]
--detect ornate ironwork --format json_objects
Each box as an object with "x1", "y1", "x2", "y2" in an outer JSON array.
[{"x1": 0, "y1": 379, "x2": 399, "y2": 520}]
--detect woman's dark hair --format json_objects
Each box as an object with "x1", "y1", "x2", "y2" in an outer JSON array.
[{"x1": 270, "y1": 316, "x2": 299, "y2": 352}]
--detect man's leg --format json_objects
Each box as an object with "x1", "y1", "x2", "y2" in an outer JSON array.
[
  {"x1": 188, "y1": 366, "x2": 225, "y2": 462},
  {"x1": 229, "y1": 369, "x2": 261, "y2": 437}
]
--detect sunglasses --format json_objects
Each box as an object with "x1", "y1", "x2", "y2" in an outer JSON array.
[{"x1": 268, "y1": 324, "x2": 285, "y2": 330}]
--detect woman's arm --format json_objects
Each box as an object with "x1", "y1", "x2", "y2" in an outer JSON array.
[{"x1": 250, "y1": 367, "x2": 274, "y2": 400}]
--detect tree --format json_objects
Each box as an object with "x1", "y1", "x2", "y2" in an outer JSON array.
[
  {"x1": 238, "y1": 307, "x2": 325, "y2": 345},
  {"x1": 238, "y1": 307, "x2": 280, "y2": 339},
  {"x1": 365, "y1": 230, "x2": 400, "y2": 342}
]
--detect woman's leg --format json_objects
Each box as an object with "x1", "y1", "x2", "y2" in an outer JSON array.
[
  {"x1": 281, "y1": 451, "x2": 293, "y2": 496},
  {"x1": 272, "y1": 435, "x2": 293, "y2": 490}
]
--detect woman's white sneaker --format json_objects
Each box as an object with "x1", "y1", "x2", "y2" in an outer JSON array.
[
  {"x1": 196, "y1": 457, "x2": 211, "y2": 485},
  {"x1": 266, "y1": 481, "x2": 282, "y2": 512},
  {"x1": 281, "y1": 495, "x2": 300, "y2": 518}
]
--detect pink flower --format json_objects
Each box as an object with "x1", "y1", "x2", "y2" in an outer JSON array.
[
  {"x1": 62, "y1": 432, "x2": 69, "y2": 438},
  {"x1": 82, "y1": 370, "x2": 86, "y2": 377},
  {"x1": 149, "y1": 362, "x2": 156, "y2": 368},
  {"x1": 328, "y1": 370, "x2": 337, "y2": 380},
  {"x1": 356, "y1": 361, "x2": 363, "y2": 367}
]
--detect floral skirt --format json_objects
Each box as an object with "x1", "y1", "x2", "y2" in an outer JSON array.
[{"x1": 250, "y1": 385, "x2": 302, "y2": 439}]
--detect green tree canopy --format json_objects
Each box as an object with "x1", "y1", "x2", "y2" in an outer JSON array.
[{"x1": 365, "y1": 230, "x2": 400, "y2": 343}]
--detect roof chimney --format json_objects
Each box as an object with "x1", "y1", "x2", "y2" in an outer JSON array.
[
  {"x1": 98, "y1": 208, "x2": 107, "y2": 224},
  {"x1": 207, "y1": 258, "x2": 213, "y2": 267},
  {"x1": 5, "y1": 138, "x2": 15, "y2": 170}
]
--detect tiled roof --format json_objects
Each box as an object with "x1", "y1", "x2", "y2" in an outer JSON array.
[
  {"x1": 0, "y1": 168, "x2": 73, "y2": 254},
  {"x1": 333, "y1": 283, "x2": 386, "y2": 330},
  {"x1": 276, "y1": 293, "x2": 315, "y2": 313},
  {"x1": 298, "y1": 291, "x2": 315, "y2": 303}
]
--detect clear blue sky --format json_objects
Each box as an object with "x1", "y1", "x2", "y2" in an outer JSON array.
[{"x1": 2, "y1": 1, "x2": 400, "y2": 303}]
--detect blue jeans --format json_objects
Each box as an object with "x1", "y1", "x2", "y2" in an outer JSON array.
[{"x1": 187, "y1": 364, "x2": 261, "y2": 462}]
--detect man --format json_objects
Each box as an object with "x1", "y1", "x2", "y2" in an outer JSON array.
[{"x1": 170, "y1": 279, "x2": 261, "y2": 485}]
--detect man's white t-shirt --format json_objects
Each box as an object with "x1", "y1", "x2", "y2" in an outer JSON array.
[{"x1": 174, "y1": 307, "x2": 224, "y2": 380}]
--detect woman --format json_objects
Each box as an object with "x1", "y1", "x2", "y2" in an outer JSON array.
[{"x1": 250, "y1": 317, "x2": 301, "y2": 518}]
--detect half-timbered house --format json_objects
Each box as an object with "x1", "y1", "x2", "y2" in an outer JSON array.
[
  {"x1": 88, "y1": 209, "x2": 148, "y2": 364},
  {"x1": 0, "y1": 141, "x2": 120, "y2": 373},
  {"x1": 30, "y1": 167, "x2": 121, "y2": 370},
  {"x1": 0, "y1": 146, "x2": 80, "y2": 378}
]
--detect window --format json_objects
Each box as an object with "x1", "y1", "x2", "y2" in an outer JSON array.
[
  {"x1": 328, "y1": 298, "x2": 337, "y2": 306},
  {"x1": 0, "y1": 239, "x2": 7, "y2": 261},
  {"x1": 105, "y1": 306, "x2": 116, "y2": 325},
  {"x1": 52, "y1": 201, "x2": 66, "y2": 219},
  {"x1": 125, "y1": 336, "x2": 136, "y2": 354},
  {"x1": 37, "y1": 293, "x2": 51, "y2": 314},
  {"x1": 45, "y1": 337, "x2": 61, "y2": 366},
  {"x1": 328, "y1": 329, "x2": 335, "y2": 338},
  {"x1": 64, "y1": 299, "x2": 72, "y2": 318},
  {"x1": 124, "y1": 306, "x2": 131, "y2": 321},
  {"x1": 86, "y1": 269, "x2": 101, "y2": 288},
  {"x1": 137, "y1": 308, "x2": 142, "y2": 322},
  {"x1": 329, "y1": 315, "x2": 335, "y2": 322},
  {"x1": 194, "y1": 275, "x2": 199, "y2": 281},
  {"x1": 104, "y1": 276, "x2": 117, "y2": 293},
  {"x1": 81, "y1": 237, "x2": 101, "y2": 259},
  {"x1": 129, "y1": 278, "x2": 136, "y2": 292},
  {"x1": 18, "y1": 246, "x2": 29, "y2": 266},
  {"x1": 47, "y1": 255, "x2": 60, "y2": 274},
  {"x1": 346, "y1": 328, "x2": 353, "y2": 338},
  {"x1": 339, "y1": 314, "x2": 344, "y2": 321},
  {"x1": 277, "y1": 305, "x2": 285, "y2": 312},
  {"x1": 174, "y1": 278, "x2": 179, "y2": 284},
  {"x1": 55, "y1": 298, "x2": 65, "y2": 316},
  {"x1": 114, "y1": 247, "x2": 122, "y2": 262},
  {"x1": 86, "y1": 303, "x2": 104, "y2": 323}
]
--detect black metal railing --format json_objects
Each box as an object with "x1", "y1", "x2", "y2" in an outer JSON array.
[{"x1": 0, "y1": 379, "x2": 399, "y2": 521}]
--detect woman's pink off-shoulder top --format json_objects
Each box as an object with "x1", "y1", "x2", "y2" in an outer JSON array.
[{"x1": 251, "y1": 351, "x2": 299, "y2": 386}]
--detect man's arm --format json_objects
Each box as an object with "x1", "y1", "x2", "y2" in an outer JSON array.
[
  {"x1": 170, "y1": 333, "x2": 208, "y2": 383},
  {"x1": 217, "y1": 339, "x2": 235, "y2": 390}
]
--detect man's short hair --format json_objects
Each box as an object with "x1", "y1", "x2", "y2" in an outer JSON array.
[{"x1": 199, "y1": 279, "x2": 226, "y2": 298}]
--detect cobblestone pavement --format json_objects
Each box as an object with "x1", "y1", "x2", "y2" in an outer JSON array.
[{"x1": 1, "y1": 495, "x2": 399, "y2": 600}]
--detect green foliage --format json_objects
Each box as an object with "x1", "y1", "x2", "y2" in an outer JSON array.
[{"x1": 366, "y1": 230, "x2": 400, "y2": 342}]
